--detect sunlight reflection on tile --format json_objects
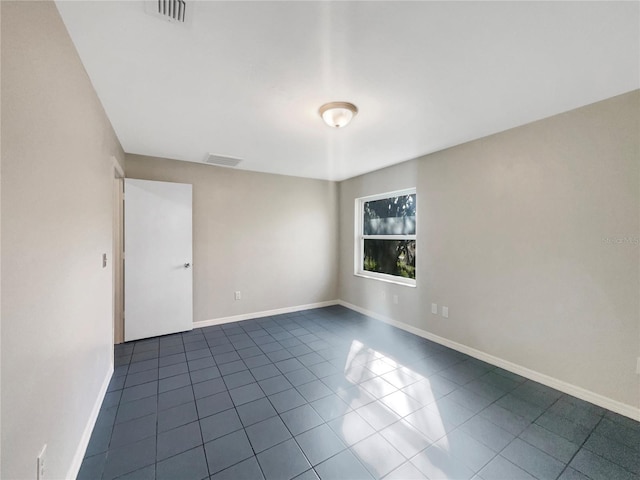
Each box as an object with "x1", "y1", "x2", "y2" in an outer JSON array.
[
  {"x1": 356, "y1": 401, "x2": 399, "y2": 430},
  {"x1": 380, "y1": 390, "x2": 423, "y2": 417},
  {"x1": 385, "y1": 461, "x2": 427, "y2": 479},
  {"x1": 335, "y1": 385, "x2": 376, "y2": 411},
  {"x1": 344, "y1": 362, "x2": 376, "y2": 384},
  {"x1": 366, "y1": 358, "x2": 397, "y2": 375},
  {"x1": 351, "y1": 433, "x2": 405, "y2": 478},
  {"x1": 380, "y1": 419, "x2": 433, "y2": 459},
  {"x1": 402, "y1": 379, "x2": 442, "y2": 406},
  {"x1": 405, "y1": 407, "x2": 451, "y2": 443},
  {"x1": 330, "y1": 410, "x2": 376, "y2": 446},
  {"x1": 381, "y1": 366, "x2": 424, "y2": 389},
  {"x1": 359, "y1": 377, "x2": 397, "y2": 399},
  {"x1": 412, "y1": 443, "x2": 474, "y2": 480},
  {"x1": 340, "y1": 338, "x2": 450, "y2": 474}
]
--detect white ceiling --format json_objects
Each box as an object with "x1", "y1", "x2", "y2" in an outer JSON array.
[{"x1": 56, "y1": 1, "x2": 639, "y2": 181}]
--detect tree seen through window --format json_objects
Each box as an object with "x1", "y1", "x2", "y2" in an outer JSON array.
[{"x1": 361, "y1": 193, "x2": 416, "y2": 280}]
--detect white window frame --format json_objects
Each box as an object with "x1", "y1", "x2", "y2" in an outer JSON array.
[{"x1": 354, "y1": 188, "x2": 417, "y2": 287}]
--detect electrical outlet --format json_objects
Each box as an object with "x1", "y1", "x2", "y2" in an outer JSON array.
[
  {"x1": 431, "y1": 303, "x2": 438, "y2": 314},
  {"x1": 234, "y1": 291, "x2": 241, "y2": 301},
  {"x1": 37, "y1": 444, "x2": 47, "y2": 480},
  {"x1": 442, "y1": 306, "x2": 449, "y2": 318},
  {"x1": 393, "y1": 294, "x2": 398, "y2": 304}
]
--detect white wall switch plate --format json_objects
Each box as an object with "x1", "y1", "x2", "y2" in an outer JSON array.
[
  {"x1": 431, "y1": 303, "x2": 438, "y2": 314},
  {"x1": 442, "y1": 306, "x2": 449, "y2": 318},
  {"x1": 234, "y1": 291, "x2": 241, "y2": 300},
  {"x1": 381, "y1": 291, "x2": 386, "y2": 300},
  {"x1": 393, "y1": 294, "x2": 398, "y2": 304}
]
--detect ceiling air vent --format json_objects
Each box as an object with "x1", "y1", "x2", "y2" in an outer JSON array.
[
  {"x1": 205, "y1": 154, "x2": 243, "y2": 168},
  {"x1": 146, "y1": 0, "x2": 187, "y2": 23}
]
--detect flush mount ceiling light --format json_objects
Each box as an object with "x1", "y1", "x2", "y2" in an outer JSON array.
[{"x1": 319, "y1": 102, "x2": 358, "y2": 128}]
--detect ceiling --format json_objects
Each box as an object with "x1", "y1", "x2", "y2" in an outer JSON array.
[{"x1": 55, "y1": 1, "x2": 639, "y2": 181}]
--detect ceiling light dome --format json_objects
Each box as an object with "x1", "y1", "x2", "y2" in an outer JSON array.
[{"x1": 319, "y1": 102, "x2": 358, "y2": 128}]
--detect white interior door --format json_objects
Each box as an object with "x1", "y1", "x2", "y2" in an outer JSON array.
[{"x1": 124, "y1": 178, "x2": 193, "y2": 341}]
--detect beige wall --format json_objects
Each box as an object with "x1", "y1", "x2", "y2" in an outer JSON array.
[
  {"x1": 1, "y1": 2, "x2": 125, "y2": 478},
  {"x1": 126, "y1": 155, "x2": 339, "y2": 323},
  {"x1": 339, "y1": 91, "x2": 640, "y2": 411}
]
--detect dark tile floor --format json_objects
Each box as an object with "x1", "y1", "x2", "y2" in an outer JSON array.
[{"x1": 78, "y1": 306, "x2": 640, "y2": 480}]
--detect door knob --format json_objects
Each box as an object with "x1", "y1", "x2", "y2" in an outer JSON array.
[{"x1": 184, "y1": 263, "x2": 191, "y2": 268}]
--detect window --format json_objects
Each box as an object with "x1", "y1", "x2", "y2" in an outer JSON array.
[{"x1": 355, "y1": 189, "x2": 416, "y2": 286}]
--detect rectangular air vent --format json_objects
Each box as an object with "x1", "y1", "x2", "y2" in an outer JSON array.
[
  {"x1": 205, "y1": 154, "x2": 242, "y2": 168},
  {"x1": 147, "y1": 0, "x2": 187, "y2": 23}
]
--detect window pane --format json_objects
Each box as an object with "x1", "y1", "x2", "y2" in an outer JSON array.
[
  {"x1": 363, "y1": 194, "x2": 416, "y2": 235},
  {"x1": 363, "y1": 239, "x2": 416, "y2": 279}
]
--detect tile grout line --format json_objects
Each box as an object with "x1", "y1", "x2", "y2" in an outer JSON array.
[
  {"x1": 183, "y1": 330, "x2": 213, "y2": 480},
  {"x1": 258, "y1": 314, "x2": 377, "y2": 479},
  {"x1": 209, "y1": 332, "x2": 270, "y2": 480},
  {"x1": 554, "y1": 412, "x2": 605, "y2": 480}
]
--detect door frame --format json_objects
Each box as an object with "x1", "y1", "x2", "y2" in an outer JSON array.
[{"x1": 112, "y1": 157, "x2": 125, "y2": 344}]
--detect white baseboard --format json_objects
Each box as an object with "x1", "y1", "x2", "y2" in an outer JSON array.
[
  {"x1": 194, "y1": 300, "x2": 340, "y2": 329},
  {"x1": 338, "y1": 300, "x2": 640, "y2": 421},
  {"x1": 67, "y1": 362, "x2": 114, "y2": 480}
]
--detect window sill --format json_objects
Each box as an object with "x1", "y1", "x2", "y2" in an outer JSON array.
[{"x1": 354, "y1": 272, "x2": 416, "y2": 288}]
